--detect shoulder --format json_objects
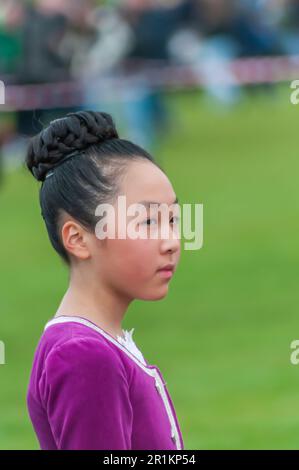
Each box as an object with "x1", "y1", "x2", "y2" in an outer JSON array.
[
  {"x1": 44, "y1": 335, "x2": 125, "y2": 376},
  {"x1": 38, "y1": 335, "x2": 129, "y2": 405},
  {"x1": 38, "y1": 321, "x2": 124, "y2": 370},
  {"x1": 35, "y1": 320, "x2": 127, "y2": 380}
]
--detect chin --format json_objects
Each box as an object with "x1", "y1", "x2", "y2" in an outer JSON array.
[{"x1": 139, "y1": 287, "x2": 169, "y2": 301}]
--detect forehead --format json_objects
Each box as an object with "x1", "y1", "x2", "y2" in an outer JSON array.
[{"x1": 120, "y1": 160, "x2": 176, "y2": 206}]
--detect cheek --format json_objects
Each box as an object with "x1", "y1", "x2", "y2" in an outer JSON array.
[
  {"x1": 106, "y1": 238, "x2": 159, "y2": 280},
  {"x1": 95, "y1": 237, "x2": 174, "y2": 301}
]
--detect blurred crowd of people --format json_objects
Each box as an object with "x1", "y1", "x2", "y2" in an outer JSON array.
[
  {"x1": 1, "y1": 0, "x2": 299, "y2": 176},
  {"x1": 2, "y1": 0, "x2": 299, "y2": 83}
]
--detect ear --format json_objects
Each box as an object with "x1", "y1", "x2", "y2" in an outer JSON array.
[{"x1": 61, "y1": 220, "x2": 91, "y2": 261}]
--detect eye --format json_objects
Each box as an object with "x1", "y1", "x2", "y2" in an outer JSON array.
[
  {"x1": 170, "y1": 216, "x2": 180, "y2": 224},
  {"x1": 142, "y1": 218, "x2": 157, "y2": 226}
]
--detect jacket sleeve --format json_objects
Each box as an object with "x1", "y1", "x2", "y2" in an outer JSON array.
[{"x1": 39, "y1": 337, "x2": 133, "y2": 450}]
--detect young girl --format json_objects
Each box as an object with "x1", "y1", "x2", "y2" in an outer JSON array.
[{"x1": 25, "y1": 110, "x2": 184, "y2": 450}]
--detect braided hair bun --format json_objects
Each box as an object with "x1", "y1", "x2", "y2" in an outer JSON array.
[{"x1": 26, "y1": 110, "x2": 119, "y2": 182}]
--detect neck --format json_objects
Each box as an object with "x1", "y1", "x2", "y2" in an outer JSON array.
[{"x1": 54, "y1": 265, "x2": 133, "y2": 340}]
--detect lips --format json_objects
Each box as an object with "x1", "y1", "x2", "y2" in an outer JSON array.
[
  {"x1": 157, "y1": 264, "x2": 175, "y2": 272},
  {"x1": 157, "y1": 265, "x2": 175, "y2": 279}
]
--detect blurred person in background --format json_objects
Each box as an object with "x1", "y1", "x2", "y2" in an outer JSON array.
[
  {"x1": 123, "y1": 0, "x2": 192, "y2": 61},
  {"x1": 0, "y1": 0, "x2": 23, "y2": 79},
  {"x1": 13, "y1": 0, "x2": 70, "y2": 150},
  {"x1": 168, "y1": 0, "x2": 282, "y2": 105},
  {"x1": 66, "y1": 0, "x2": 133, "y2": 79},
  {"x1": 196, "y1": 0, "x2": 281, "y2": 57},
  {"x1": 110, "y1": 0, "x2": 193, "y2": 149},
  {"x1": 273, "y1": 0, "x2": 299, "y2": 54},
  {"x1": 16, "y1": 0, "x2": 78, "y2": 137},
  {"x1": 168, "y1": 0, "x2": 243, "y2": 104},
  {"x1": 0, "y1": 0, "x2": 23, "y2": 184},
  {"x1": 66, "y1": 0, "x2": 193, "y2": 150},
  {"x1": 17, "y1": 0, "x2": 72, "y2": 85},
  {"x1": 11, "y1": 0, "x2": 97, "y2": 174},
  {"x1": 66, "y1": 0, "x2": 191, "y2": 149},
  {"x1": 63, "y1": 0, "x2": 135, "y2": 145}
]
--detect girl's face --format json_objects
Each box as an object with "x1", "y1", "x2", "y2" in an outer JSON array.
[{"x1": 91, "y1": 159, "x2": 181, "y2": 301}]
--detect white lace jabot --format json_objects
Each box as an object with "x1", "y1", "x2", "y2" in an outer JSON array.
[{"x1": 116, "y1": 328, "x2": 147, "y2": 366}]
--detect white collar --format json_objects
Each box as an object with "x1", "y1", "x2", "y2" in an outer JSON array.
[{"x1": 116, "y1": 327, "x2": 147, "y2": 366}]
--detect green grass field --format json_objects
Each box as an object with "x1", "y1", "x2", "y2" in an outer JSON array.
[{"x1": 1, "y1": 85, "x2": 299, "y2": 449}]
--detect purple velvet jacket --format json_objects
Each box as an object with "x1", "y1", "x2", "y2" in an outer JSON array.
[{"x1": 26, "y1": 316, "x2": 184, "y2": 450}]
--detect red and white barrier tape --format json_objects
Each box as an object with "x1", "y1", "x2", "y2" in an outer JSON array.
[{"x1": 1, "y1": 55, "x2": 299, "y2": 111}]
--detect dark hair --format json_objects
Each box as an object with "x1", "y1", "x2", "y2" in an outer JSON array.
[{"x1": 26, "y1": 110, "x2": 160, "y2": 264}]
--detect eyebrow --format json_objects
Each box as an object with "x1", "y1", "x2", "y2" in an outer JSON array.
[{"x1": 137, "y1": 196, "x2": 179, "y2": 207}]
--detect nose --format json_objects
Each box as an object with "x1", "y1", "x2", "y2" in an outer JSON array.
[{"x1": 160, "y1": 231, "x2": 181, "y2": 255}]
